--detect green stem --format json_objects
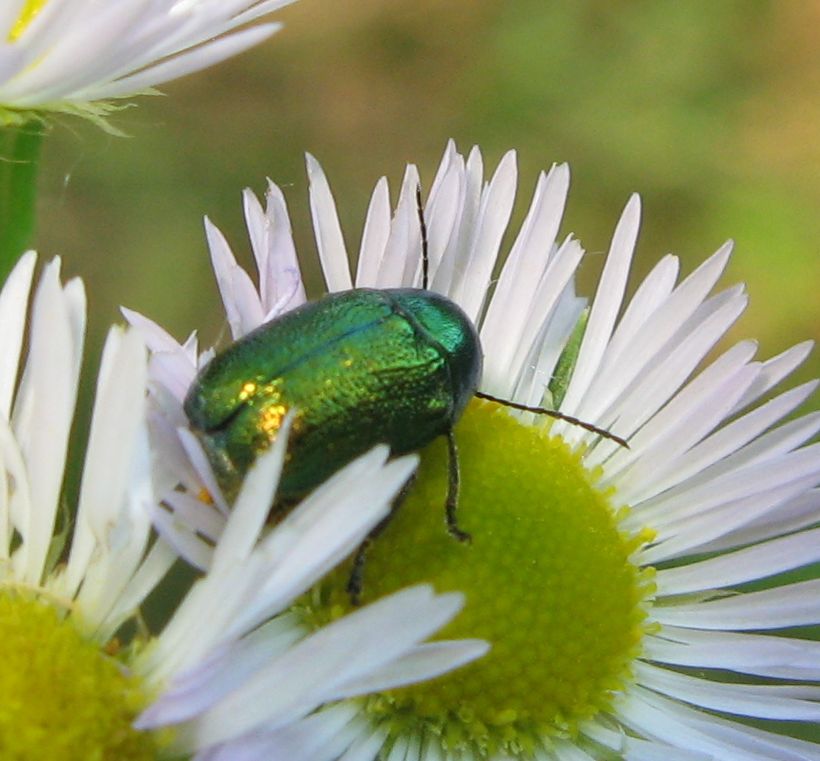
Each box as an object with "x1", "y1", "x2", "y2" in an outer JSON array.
[{"x1": 0, "y1": 120, "x2": 44, "y2": 284}]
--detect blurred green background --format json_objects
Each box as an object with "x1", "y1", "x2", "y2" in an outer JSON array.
[{"x1": 35, "y1": 0, "x2": 820, "y2": 403}]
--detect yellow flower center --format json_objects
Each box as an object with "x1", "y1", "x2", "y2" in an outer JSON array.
[
  {"x1": 305, "y1": 399, "x2": 654, "y2": 756},
  {"x1": 10, "y1": 0, "x2": 45, "y2": 41},
  {"x1": 0, "y1": 590, "x2": 158, "y2": 760}
]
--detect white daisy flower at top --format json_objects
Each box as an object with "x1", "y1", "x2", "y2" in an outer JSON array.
[
  {"x1": 0, "y1": 0, "x2": 294, "y2": 126},
  {"x1": 0, "y1": 252, "x2": 486, "y2": 759},
  {"x1": 135, "y1": 139, "x2": 820, "y2": 760}
]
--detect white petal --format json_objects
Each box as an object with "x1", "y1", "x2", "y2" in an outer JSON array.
[
  {"x1": 252, "y1": 181, "x2": 306, "y2": 315},
  {"x1": 604, "y1": 339, "x2": 757, "y2": 494},
  {"x1": 481, "y1": 163, "x2": 569, "y2": 371},
  {"x1": 426, "y1": 150, "x2": 465, "y2": 293},
  {"x1": 586, "y1": 253, "x2": 680, "y2": 380},
  {"x1": 638, "y1": 443, "x2": 820, "y2": 560},
  {"x1": 636, "y1": 661, "x2": 820, "y2": 721},
  {"x1": 234, "y1": 450, "x2": 417, "y2": 636},
  {"x1": 0, "y1": 413, "x2": 29, "y2": 562},
  {"x1": 555, "y1": 194, "x2": 640, "y2": 425},
  {"x1": 698, "y1": 487, "x2": 820, "y2": 554},
  {"x1": 328, "y1": 639, "x2": 489, "y2": 698},
  {"x1": 86, "y1": 24, "x2": 282, "y2": 99},
  {"x1": 338, "y1": 724, "x2": 390, "y2": 761},
  {"x1": 356, "y1": 176, "x2": 391, "y2": 287},
  {"x1": 731, "y1": 340, "x2": 815, "y2": 414},
  {"x1": 0, "y1": 251, "x2": 35, "y2": 420},
  {"x1": 12, "y1": 260, "x2": 82, "y2": 584},
  {"x1": 205, "y1": 217, "x2": 247, "y2": 340},
  {"x1": 122, "y1": 305, "x2": 189, "y2": 355},
  {"x1": 151, "y1": 502, "x2": 215, "y2": 573},
  {"x1": 208, "y1": 413, "x2": 292, "y2": 573},
  {"x1": 653, "y1": 579, "x2": 820, "y2": 630},
  {"x1": 625, "y1": 381, "x2": 818, "y2": 504},
  {"x1": 307, "y1": 153, "x2": 353, "y2": 292},
  {"x1": 138, "y1": 614, "x2": 304, "y2": 727},
  {"x1": 482, "y1": 235, "x2": 584, "y2": 398},
  {"x1": 656, "y1": 527, "x2": 820, "y2": 594},
  {"x1": 376, "y1": 164, "x2": 421, "y2": 287},
  {"x1": 645, "y1": 627, "x2": 820, "y2": 681},
  {"x1": 177, "y1": 428, "x2": 230, "y2": 515},
  {"x1": 193, "y1": 704, "x2": 362, "y2": 761},
  {"x1": 188, "y1": 586, "x2": 465, "y2": 747},
  {"x1": 98, "y1": 538, "x2": 176, "y2": 641},
  {"x1": 62, "y1": 328, "x2": 149, "y2": 602},
  {"x1": 451, "y1": 149, "x2": 517, "y2": 322},
  {"x1": 589, "y1": 284, "x2": 748, "y2": 461},
  {"x1": 582, "y1": 720, "x2": 711, "y2": 761},
  {"x1": 617, "y1": 687, "x2": 815, "y2": 760}
]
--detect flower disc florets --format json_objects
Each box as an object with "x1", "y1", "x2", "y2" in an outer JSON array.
[
  {"x1": 0, "y1": 589, "x2": 156, "y2": 759},
  {"x1": 305, "y1": 400, "x2": 654, "y2": 755}
]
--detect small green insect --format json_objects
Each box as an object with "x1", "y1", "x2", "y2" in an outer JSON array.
[{"x1": 185, "y1": 188, "x2": 626, "y2": 599}]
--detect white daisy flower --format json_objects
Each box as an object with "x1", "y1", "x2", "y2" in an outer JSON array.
[
  {"x1": 0, "y1": 252, "x2": 486, "y2": 759},
  {"x1": 0, "y1": 0, "x2": 294, "y2": 126},
  {"x1": 135, "y1": 435, "x2": 486, "y2": 761},
  {"x1": 135, "y1": 140, "x2": 820, "y2": 760}
]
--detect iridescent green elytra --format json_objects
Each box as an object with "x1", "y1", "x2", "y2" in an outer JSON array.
[{"x1": 184, "y1": 287, "x2": 482, "y2": 507}]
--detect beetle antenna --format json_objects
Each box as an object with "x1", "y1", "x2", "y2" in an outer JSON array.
[
  {"x1": 474, "y1": 390, "x2": 630, "y2": 449},
  {"x1": 415, "y1": 183, "x2": 429, "y2": 290}
]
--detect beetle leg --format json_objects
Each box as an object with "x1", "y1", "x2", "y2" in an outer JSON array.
[
  {"x1": 445, "y1": 429, "x2": 472, "y2": 543},
  {"x1": 347, "y1": 471, "x2": 417, "y2": 605}
]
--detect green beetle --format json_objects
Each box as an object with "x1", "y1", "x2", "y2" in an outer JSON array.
[
  {"x1": 184, "y1": 190, "x2": 626, "y2": 597},
  {"x1": 184, "y1": 286, "x2": 481, "y2": 543}
]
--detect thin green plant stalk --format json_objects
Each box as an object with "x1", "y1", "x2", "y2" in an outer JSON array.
[{"x1": 0, "y1": 120, "x2": 44, "y2": 284}]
